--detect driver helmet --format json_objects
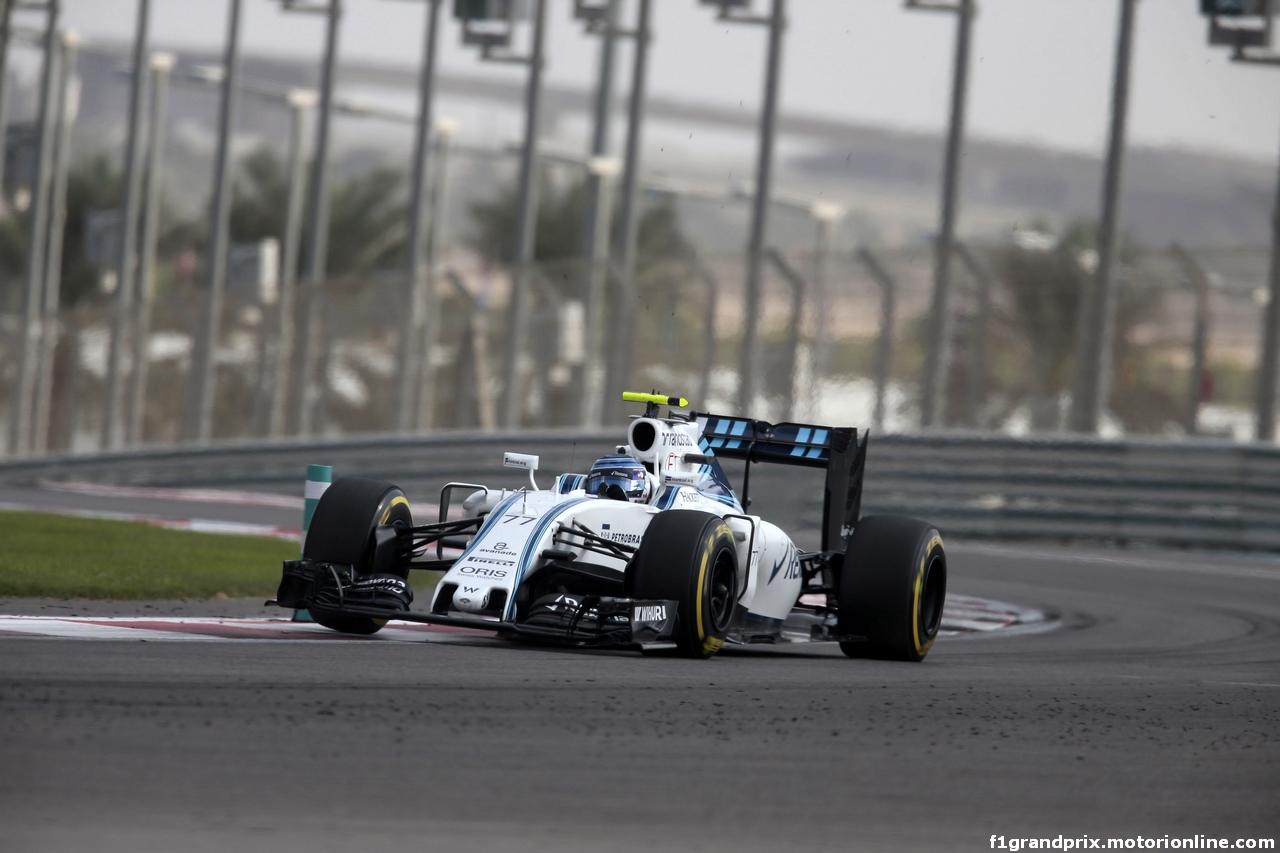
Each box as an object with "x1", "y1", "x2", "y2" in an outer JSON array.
[{"x1": 584, "y1": 455, "x2": 651, "y2": 503}]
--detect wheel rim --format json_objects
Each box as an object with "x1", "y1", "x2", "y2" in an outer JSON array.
[{"x1": 707, "y1": 547, "x2": 736, "y2": 632}]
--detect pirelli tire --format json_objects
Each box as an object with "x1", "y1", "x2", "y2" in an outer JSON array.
[
  {"x1": 838, "y1": 515, "x2": 946, "y2": 662},
  {"x1": 628, "y1": 510, "x2": 737, "y2": 659},
  {"x1": 303, "y1": 477, "x2": 414, "y2": 636}
]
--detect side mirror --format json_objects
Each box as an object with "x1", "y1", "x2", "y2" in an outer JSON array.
[{"x1": 503, "y1": 452, "x2": 540, "y2": 490}]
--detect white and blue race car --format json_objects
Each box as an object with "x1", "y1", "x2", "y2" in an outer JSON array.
[{"x1": 271, "y1": 393, "x2": 947, "y2": 661}]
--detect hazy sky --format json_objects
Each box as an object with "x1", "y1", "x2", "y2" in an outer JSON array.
[{"x1": 9, "y1": 0, "x2": 1280, "y2": 163}]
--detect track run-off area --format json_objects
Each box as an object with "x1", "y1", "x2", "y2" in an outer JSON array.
[{"x1": 2, "y1": 534, "x2": 1277, "y2": 853}]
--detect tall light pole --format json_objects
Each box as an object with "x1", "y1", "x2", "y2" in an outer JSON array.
[
  {"x1": 0, "y1": 0, "x2": 15, "y2": 217},
  {"x1": 269, "y1": 88, "x2": 317, "y2": 439},
  {"x1": 579, "y1": 153, "x2": 620, "y2": 425},
  {"x1": 1201, "y1": 0, "x2": 1280, "y2": 440},
  {"x1": 572, "y1": 0, "x2": 621, "y2": 427},
  {"x1": 102, "y1": 0, "x2": 151, "y2": 451},
  {"x1": 460, "y1": 0, "x2": 549, "y2": 430},
  {"x1": 287, "y1": 0, "x2": 342, "y2": 438},
  {"x1": 391, "y1": 0, "x2": 443, "y2": 433},
  {"x1": 1256, "y1": 121, "x2": 1280, "y2": 440},
  {"x1": 9, "y1": 0, "x2": 59, "y2": 457},
  {"x1": 126, "y1": 50, "x2": 175, "y2": 446},
  {"x1": 181, "y1": 0, "x2": 242, "y2": 443},
  {"x1": 601, "y1": 0, "x2": 651, "y2": 425},
  {"x1": 30, "y1": 27, "x2": 78, "y2": 454},
  {"x1": 910, "y1": 0, "x2": 974, "y2": 430},
  {"x1": 1067, "y1": 0, "x2": 1138, "y2": 434},
  {"x1": 697, "y1": 0, "x2": 787, "y2": 415}
]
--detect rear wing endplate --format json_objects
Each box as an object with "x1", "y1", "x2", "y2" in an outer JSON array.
[{"x1": 694, "y1": 413, "x2": 868, "y2": 553}]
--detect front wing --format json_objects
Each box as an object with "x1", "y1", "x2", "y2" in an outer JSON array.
[{"x1": 270, "y1": 557, "x2": 679, "y2": 650}]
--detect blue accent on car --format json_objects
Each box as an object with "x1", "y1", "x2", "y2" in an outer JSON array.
[
  {"x1": 556, "y1": 474, "x2": 585, "y2": 494},
  {"x1": 768, "y1": 555, "x2": 786, "y2": 584},
  {"x1": 503, "y1": 497, "x2": 593, "y2": 622}
]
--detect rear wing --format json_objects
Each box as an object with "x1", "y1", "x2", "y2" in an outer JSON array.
[{"x1": 694, "y1": 413, "x2": 868, "y2": 553}]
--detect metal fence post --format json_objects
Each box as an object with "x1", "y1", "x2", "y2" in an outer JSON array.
[
  {"x1": 859, "y1": 248, "x2": 896, "y2": 432},
  {"x1": 416, "y1": 119, "x2": 458, "y2": 432},
  {"x1": 1170, "y1": 244, "x2": 1212, "y2": 437},
  {"x1": 956, "y1": 241, "x2": 993, "y2": 429},
  {"x1": 765, "y1": 249, "x2": 805, "y2": 421}
]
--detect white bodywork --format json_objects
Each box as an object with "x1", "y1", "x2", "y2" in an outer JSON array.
[{"x1": 429, "y1": 416, "x2": 805, "y2": 637}]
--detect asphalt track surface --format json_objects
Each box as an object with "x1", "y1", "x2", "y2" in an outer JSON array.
[{"x1": 2, "y1": 534, "x2": 1278, "y2": 853}]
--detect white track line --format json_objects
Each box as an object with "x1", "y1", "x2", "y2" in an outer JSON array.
[
  {"x1": 0, "y1": 502, "x2": 302, "y2": 541},
  {"x1": 40, "y1": 481, "x2": 304, "y2": 508},
  {"x1": 0, "y1": 616, "x2": 494, "y2": 643},
  {"x1": 0, "y1": 592, "x2": 1054, "y2": 643}
]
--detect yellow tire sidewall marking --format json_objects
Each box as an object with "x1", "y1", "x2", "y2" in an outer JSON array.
[
  {"x1": 379, "y1": 494, "x2": 411, "y2": 525},
  {"x1": 695, "y1": 539, "x2": 711, "y2": 643},
  {"x1": 912, "y1": 533, "x2": 944, "y2": 656},
  {"x1": 371, "y1": 493, "x2": 411, "y2": 629},
  {"x1": 696, "y1": 524, "x2": 733, "y2": 655}
]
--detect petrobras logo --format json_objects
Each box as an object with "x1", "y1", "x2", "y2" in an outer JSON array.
[
  {"x1": 605, "y1": 531, "x2": 642, "y2": 546},
  {"x1": 634, "y1": 605, "x2": 668, "y2": 623}
]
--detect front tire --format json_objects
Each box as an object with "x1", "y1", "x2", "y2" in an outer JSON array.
[
  {"x1": 837, "y1": 515, "x2": 946, "y2": 662},
  {"x1": 628, "y1": 510, "x2": 737, "y2": 659},
  {"x1": 303, "y1": 477, "x2": 414, "y2": 636}
]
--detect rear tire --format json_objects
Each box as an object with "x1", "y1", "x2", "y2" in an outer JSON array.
[
  {"x1": 837, "y1": 515, "x2": 946, "y2": 662},
  {"x1": 628, "y1": 510, "x2": 737, "y2": 659},
  {"x1": 303, "y1": 477, "x2": 413, "y2": 636}
]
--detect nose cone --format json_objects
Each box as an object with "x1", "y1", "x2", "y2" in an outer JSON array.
[{"x1": 452, "y1": 585, "x2": 492, "y2": 613}]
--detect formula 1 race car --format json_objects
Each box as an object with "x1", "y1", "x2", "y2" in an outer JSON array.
[{"x1": 270, "y1": 392, "x2": 947, "y2": 661}]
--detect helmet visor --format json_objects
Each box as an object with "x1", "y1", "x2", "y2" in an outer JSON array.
[{"x1": 585, "y1": 467, "x2": 647, "y2": 501}]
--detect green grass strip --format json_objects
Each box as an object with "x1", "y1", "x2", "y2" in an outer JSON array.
[{"x1": 0, "y1": 510, "x2": 298, "y2": 599}]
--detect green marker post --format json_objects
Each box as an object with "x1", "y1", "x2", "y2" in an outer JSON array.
[{"x1": 292, "y1": 463, "x2": 332, "y2": 622}]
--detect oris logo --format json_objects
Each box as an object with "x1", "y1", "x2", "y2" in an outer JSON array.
[{"x1": 458, "y1": 565, "x2": 508, "y2": 578}]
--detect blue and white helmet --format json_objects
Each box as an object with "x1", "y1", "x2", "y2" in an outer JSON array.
[{"x1": 585, "y1": 454, "x2": 651, "y2": 503}]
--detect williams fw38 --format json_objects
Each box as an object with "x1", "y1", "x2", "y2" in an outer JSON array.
[{"x1": 271, "y1": 393, "x2": 947, "y2": 661}]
